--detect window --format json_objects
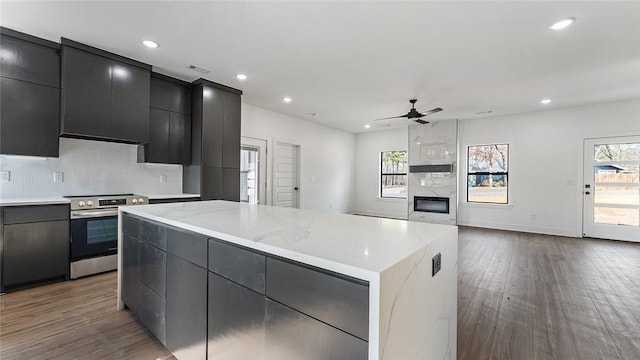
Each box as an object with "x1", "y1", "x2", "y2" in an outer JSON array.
[
  {"x1": 467, "y1": 144, "x2": 509, "y2": 204},
  {"x1": 380, "y1": 150, "x2": 408, "y2": 198}
]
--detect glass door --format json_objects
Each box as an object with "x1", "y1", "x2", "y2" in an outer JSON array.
[
  {"x1": 583, "y1": 137, "x2": 640, "y2": 242},
  {"x1": 240, "y1": 137, "x2": 267, "y2": 205}
]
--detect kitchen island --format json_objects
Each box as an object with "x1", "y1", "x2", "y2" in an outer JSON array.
[{"x1": 117, "y1": 200, "x2": 457, "y2": 360}]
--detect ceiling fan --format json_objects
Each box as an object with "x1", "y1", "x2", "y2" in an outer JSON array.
[{"x1": 375, "y1": 99, "x2": 443, "y2": 124}]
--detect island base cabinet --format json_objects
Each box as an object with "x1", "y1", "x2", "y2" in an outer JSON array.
[
  {"x1": 208, "y1": 272, "x2": 265, "y2": 359},
  {"x1": 265, "y1": 299, "x2": 368, "y2": 360},
  {"x1": 166, "y1": 254, "x2": 207, "y2": 360},
  {"x1": 121, "y1": 234, "x2": 141, "y2": 314}
]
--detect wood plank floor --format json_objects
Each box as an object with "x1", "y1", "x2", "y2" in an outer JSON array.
[
  {"x1": 458, "y1": 226, "x2": 640, "y2": 360},
  {"x1": 0, "y1": 272, "x2": 174, "y2": 360},
  {"x1": 1, "y1": 227, "x2": 638, "y2": 359}
]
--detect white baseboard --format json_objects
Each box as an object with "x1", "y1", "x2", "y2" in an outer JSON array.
[{"x1": 457, "y1": 219, "x2": 580, "y2": 238}]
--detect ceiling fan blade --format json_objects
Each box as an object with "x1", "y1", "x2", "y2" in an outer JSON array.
[
  {"x1": 418, "y1": 107, "x2": 443, "y2": 117},
  {"x1": 374, "y1": 114, "x2": 409, "y2": 121},
  {"x1": 414, "y1": 119, "x2": 430, "y2": 125}
]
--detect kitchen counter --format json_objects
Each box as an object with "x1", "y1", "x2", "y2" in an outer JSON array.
[
  {"x1": 0, "y1": 198, "x2": 70, "y2": 207},
  {"x1": 117, "y1": 200, "x2": 458, "y2": 360},
  {"x1": 143, "y1": 193, "x2": 200, "y2": 200}
]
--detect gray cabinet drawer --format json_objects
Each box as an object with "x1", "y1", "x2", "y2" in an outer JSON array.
[
  {"x1": 122, "y1": 214, "x2": 166, "y2": 250},
  {"x1": 266, "y1": 258, "x2": 369, "y2": 340},
  {"x1": 140, "y1": 241, "x2": 166, "y2": 298},
  {"x1": 121, "y1": 234, "x2": 141, "y2": 313},
  {"x1": 3, "y1": 204, "x2": 69, "y2": 224},
  {"x1": 208, "y1": 238, "x2": 265, "y2": 294},
  {"x1": 208, "y1": 272, "x2": 265, "y2": 359},
  {"x1": 265, "y1": 299, "x2": 368, "y2": 360},
  {"x1": 167, "y1": 227, "x2": 207, "y2": 268},
  {"x1": 139, "y1": 281, "x2": 166, "y2": 345}
]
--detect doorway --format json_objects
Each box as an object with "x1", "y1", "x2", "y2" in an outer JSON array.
[
  {"x1": 583, "y1": 136, "x2": 639, "y2": 242},
  {"x1": 240, "y1": 137, "x2": 267, "y2": 205},
  {"x1": 274, "y1": 141, "x2": 300, "y2": 208}
]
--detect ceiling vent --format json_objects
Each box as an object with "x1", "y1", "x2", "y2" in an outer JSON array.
[{"x1": 187, "y1": 64, "x2": 210, "y2": 74}]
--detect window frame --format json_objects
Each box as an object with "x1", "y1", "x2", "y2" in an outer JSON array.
[
  {"x1": 380, "y1": 150, "x2": 408, "y2": 199},
  {"x1": 466, "y1": 144, "x2": 509, "y2": 204}
]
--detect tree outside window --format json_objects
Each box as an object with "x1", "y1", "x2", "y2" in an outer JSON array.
[
  {"x1": 467, "y1": 144, "x2": 509, "y2": 204},
  {"x1": 380, "y1": 150, "x2": 407, "y2": 198}
]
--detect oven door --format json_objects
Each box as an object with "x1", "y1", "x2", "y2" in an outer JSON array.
[{"x1": 70, "y1": 209, "x2": 118, "y2": 261}]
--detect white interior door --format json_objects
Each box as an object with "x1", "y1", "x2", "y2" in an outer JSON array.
[
  {"x1": 583, "y1": 136, "x2": 640, "y2": 242},
  {"x1": 240, "y1": 137, "x2": 267, "y2": 205},
  {"x1": 274, "y1": 142, "x2": 300, "y2": 208}
]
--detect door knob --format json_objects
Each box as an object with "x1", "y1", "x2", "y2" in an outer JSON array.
[
  {"x1": 585, "y1": 191, "x2": 591, "y2": 195},
  {"x1": 294, "y1": 187, "x2": 299, "y2": 191}
]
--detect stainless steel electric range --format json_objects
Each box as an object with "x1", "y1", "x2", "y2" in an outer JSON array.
[{"x1": 65, "y1": 194, "x2": 148, "y2": 279}]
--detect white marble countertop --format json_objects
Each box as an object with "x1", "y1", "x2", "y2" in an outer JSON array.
[
  {"x1": 0, "y1": 198, "x2": 70, "y2": 207},
  {"x1": 144, "y1": 193, "x2": 200, "y2": 200},
  {"x1": 120, "y1": 200, "x2": 455, "y2": 281}
]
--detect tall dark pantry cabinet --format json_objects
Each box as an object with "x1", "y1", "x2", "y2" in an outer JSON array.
[{"x1": 183, "y1": 79, "x2": 242, "y2": 201}]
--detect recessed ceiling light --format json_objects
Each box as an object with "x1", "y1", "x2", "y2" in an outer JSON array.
[
  {"x1": 541, "y1": 98, "x2": 552, "y2": 104},
  {"x1": 364, "y1": 124, "x2": 371, "y2": 129},
  {"x1": 142, "y1": 40, "x2": 159, "y2": 48},
  {"x1": 235, "y1": 73, "x2": 247, "y2": 80},
  {"x1": 282, "y1": 97, "x2": 292, "y2": 103},
  {"x1": 549, "y1": 18, "x2": 575, "y2": 30}
]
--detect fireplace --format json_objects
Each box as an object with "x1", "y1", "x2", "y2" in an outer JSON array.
[{"x1": 414, "y1": 196, "x2": 450, "y2": 214}]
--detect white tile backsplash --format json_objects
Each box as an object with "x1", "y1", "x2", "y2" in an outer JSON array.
[{"x1": 0, "y1": 138, "x2": 182, "y2": 200}]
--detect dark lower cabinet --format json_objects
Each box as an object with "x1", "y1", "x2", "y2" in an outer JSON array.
[
  {"x1": 121, "y1": 234, "x2": 141, "y2": 314},
  {"x1": 166, "y1": 254, "x2": 207, "y2": 360},
  {"x1": 121, "y1": 215, "x2": 369, "y2": 360},
  {"x1": 265, "y1": 299, "x2": 368, "y2": 360},
  {"x1": 0, "y1": 204, "x2": 69, "y2": 292},
  {"x1": 208, "y1": 272, "x2": 265, "y2": 359},
  {"x1": 121, "y1": 215, "x2": 166, "y2": 345},
  {"x1": 139, "y1": 281, "x2": 166, "y2": 344}
]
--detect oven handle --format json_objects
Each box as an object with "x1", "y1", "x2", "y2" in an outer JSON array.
[{"x1": 71, "y1": 210, "x2": 119, "y2": 219}]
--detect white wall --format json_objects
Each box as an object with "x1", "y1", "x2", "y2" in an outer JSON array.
[
  {"x1": 458, "y1": 98, "x2": 640, "y2": 237},
  {"x1": 353, "y1": 127, "x2": 408, "y2": 219},
  {"x1": 241, "y1": 104, "x2": 355, "y2": 214},
  {"x1": 0, "y1": 138, "x2": 183, "y2": 200}
]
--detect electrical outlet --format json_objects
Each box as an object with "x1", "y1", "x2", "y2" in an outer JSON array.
[
  {"x1": 160, "y1": 174, "x2": 167, "y2": 183},
  {"x1": 0, "y1": 170, "x2": 10, "y2": 182},
  {"x1": 432, "y1": 253, "x2": 442, "y2": 276},
  {"x1": 53, "y1": 171, "x2": 64, "y2": 182}
]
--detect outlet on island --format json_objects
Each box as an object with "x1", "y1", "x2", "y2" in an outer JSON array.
[{"x1": 432, "y1": 252, "x2": 442, "y2": 276}]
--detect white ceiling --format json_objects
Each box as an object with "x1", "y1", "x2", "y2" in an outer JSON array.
[{"x1": 2, "y1": 1, "x2": 639, "y2": 133}]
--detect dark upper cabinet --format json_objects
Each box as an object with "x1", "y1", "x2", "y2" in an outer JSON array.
[
  {"x1": 184, "y1": 79, "x2": 242, "y2": 200},
  {"x1": 202, "y1": 85, "x2": 225, "y2": 168},
  {"x1": 169, "y1": 112, "x2": 190, "y2": 164},
  {"x1": 140, "y1": 74, "x2": 191, "y2": 164},
  {"x1": 0, "y1": 30, "x2": 59, "y2": 87},
  {"x1": 60, "y1": 46, "x2": 111, "y2": 136},
  {"x1": 222, "y1": 90, "x2": 241, "y2": 169},
  {"x1": 144, "y1": 108, "x2": 171, "y2": 163},
  {"x1": 60, "y1": 38, "x2": 151, "y2": 144},
  {"x1": 110, "y1": 63, "x2": 150, "y2": 142},
  {"x1": 0, "y1": 28, "x2": 60, "y2": 157},
  {"x1": 150, "y1": 76, "x2": 191, "y2": 114}
]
